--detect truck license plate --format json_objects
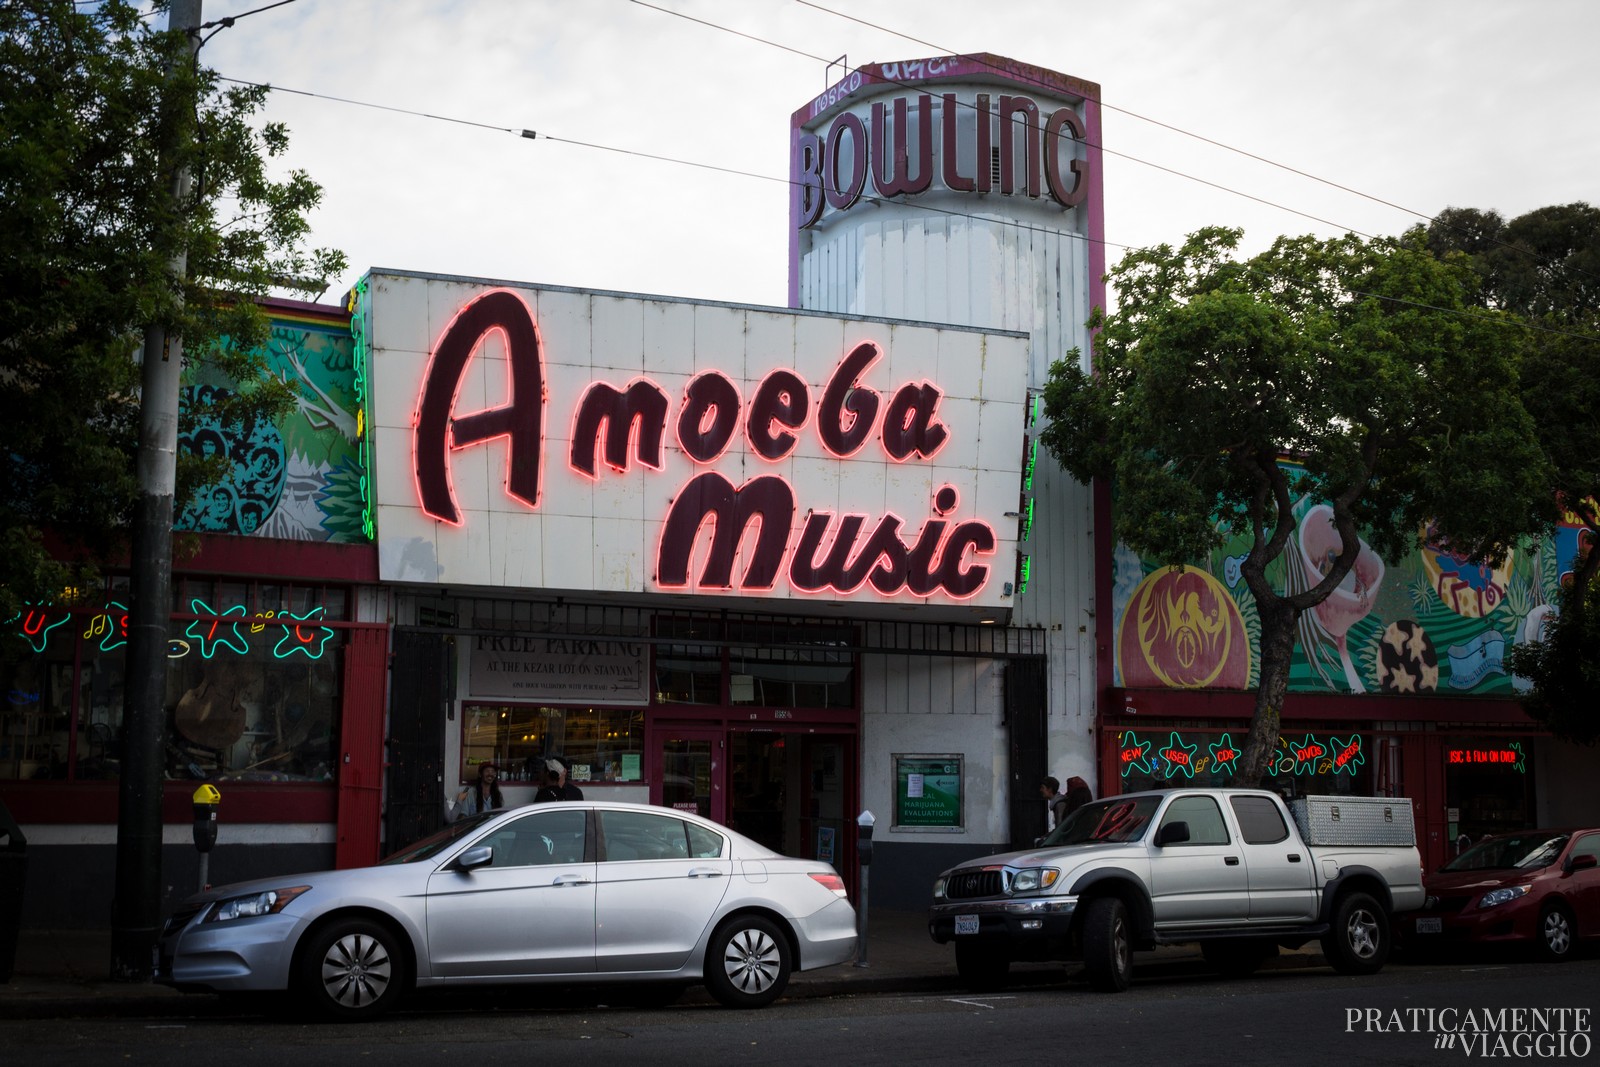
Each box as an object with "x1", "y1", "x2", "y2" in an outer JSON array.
[
  {"x1": 955, "y1": 914, "x2": 979, "y2": 935},
  {"x1": 1415, "y1": 917, "x2": 1442, "y2": 934}
]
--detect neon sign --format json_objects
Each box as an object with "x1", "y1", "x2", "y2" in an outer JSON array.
[
  {"x1": 10, "y1": 604, "x2": 70, "y2": 653},
  {"x1": 1446, "y1": 742, "x2": 1526, "y2": 772},
  {"x1": 11, "y1": 600, "x2": 333, "y2": 660},
  {"x1": 83, "y1": 602, "x2": 129, "y2": 652},
  {"x1": 1157, "y1": 732, "x2": 1198, "y2": 777},
  {"x1": 1208, "y1": 733, "x2": 1240, "y2": 776},
  {"x1": 1118, "y1": 730, "x2": 1368, "y2": 779},
  {"x1": 410, "y1": 289, "x2": 998, "y2": 601},
  {"x1": 347, "y1": 278, "x2": 376, "y2": 542},
  {"x1": 185, "y1": 600, "x2": 250, "y2": 658}
]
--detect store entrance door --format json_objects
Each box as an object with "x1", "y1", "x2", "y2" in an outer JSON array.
[
  {"x1": 728, "y1": 731, "x2": 855, "y2": 874},
  {"x1": 654, "y1": 727, "x2": 723, "y2": 823}
]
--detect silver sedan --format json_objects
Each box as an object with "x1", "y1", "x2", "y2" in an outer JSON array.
[{"x1": 157, "y1": 801, "x2": 857, "y2": 1019}]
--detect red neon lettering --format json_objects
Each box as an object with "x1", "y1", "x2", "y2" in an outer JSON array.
[
  {"x1": 676, "y1": 372, "x2": 742, "y2": 464},
  {"x1": 1162, "y1": 748, "x2": 1190, "y2": 766},
  {"x1": 569, "y1": 379, "x2": 668, "y2": 476},
  {"x1": 414, "y1": 289, "x2": 544, "y2": 523},
  {"x1": 748, "y1": 370, "x2": 809, "y2": 461},
  {"x1": 818, "y1": 342, "x2": 882, "y2": 457},
  {"x1": 661, "y1": 475, "x2": 994, "y2": 599}
]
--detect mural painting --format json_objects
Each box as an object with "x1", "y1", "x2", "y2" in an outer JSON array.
[
  {"x1": 1111, "y1": 477, "x2": 1585, "y2": 697},
  {"x1": 176, "y1": 309, "x2": 365, "y2": 543}
]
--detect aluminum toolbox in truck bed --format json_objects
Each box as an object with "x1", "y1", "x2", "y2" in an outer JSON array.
[{"x1": 1289, "y1": 795, "x2": 1416, "y2": 846}]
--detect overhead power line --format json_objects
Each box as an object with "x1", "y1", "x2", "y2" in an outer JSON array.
[{"x1": 213, "y1": 75, "x2": 1600, "y2": 345}]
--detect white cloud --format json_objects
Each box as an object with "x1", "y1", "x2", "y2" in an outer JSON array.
[{"x1": 192, "y1": 0, "x2": 1600, "y2": 308}]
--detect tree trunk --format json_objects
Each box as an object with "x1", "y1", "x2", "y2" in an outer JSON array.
[{"x1": 1236, "y1": 597, "x2": 1300, "y2": 786}]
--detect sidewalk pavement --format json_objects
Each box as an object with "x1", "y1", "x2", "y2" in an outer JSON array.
[{"x1": 0, "y1": 909, "x2": 1328, "y2": 1019}]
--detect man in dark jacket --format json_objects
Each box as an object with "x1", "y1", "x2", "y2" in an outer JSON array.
[{"x1": 548, "y1": 757, "x2": 585, "y2": 800}]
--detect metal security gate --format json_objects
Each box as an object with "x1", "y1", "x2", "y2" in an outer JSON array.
[
  {"x1": 1005, "y1": 658, "x2": 1049, "y2": 848},
  {"x1": 383, "y1": 629, "x2": 452, "y2": 855}
]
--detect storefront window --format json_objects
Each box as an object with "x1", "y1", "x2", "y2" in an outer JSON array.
[
  {"x1": 728, "y1": 622, "x2": 855, "y2": 709},
  {"x1": 1, "y1": 579, "x2": 345, "y2": 783},
  {"x1": 654, "y1": 616, "x2": 722, "y2": 705},
  {"x1": 653, "y1": 616, "x2": 858, "y2": 709},
  {"x1": 461, "y1": 704, "x2": 644, "y2": 785}
]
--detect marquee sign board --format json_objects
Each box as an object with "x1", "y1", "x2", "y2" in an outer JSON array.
[{"x1": 364, "y1": 273, "x2": 1029, "y2": 615}]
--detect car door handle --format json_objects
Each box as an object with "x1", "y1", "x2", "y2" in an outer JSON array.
[
  {"x1": 1287, "y1": 854, "x2": 1302, "y2": 862},
  {"x1": 1224, "y1": 856, "x2": 1240, "y2": 866},
  {"x1": 687, "y1": 867, "x2": 725, "y2": 878},
  {"x1": 552, "y1": 874, "x2": 593, "y2": 886}
]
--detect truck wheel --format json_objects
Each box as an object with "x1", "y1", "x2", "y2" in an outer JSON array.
[
  {"x1": 1081, "y1": 897, "x2": 1133, "y2": 992},
  {"x1": 1536, "y1": 904, "x2": 1576, "y2": 961},
  {"x1": 954, "y1": 940, "x2": 1008, "y2": 991},
  {"x1": 1201, "y1": 939, "x2": 1276, "y2": 977},
  {"x1": 1321, "y1": 892, "x2": 1389, "y2": 975}
]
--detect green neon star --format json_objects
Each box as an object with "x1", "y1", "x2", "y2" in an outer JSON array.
[
  {"x1": 1118, "y1": 730, "x2": 1152, "y2": 776},
  {"x1": 1160, "y1": 731, "x2": 1199, "y2": 778},
  {"x1": 1328, "y1": 735, "x2": 1365, "y2": 775},
  {"x1": 1510, "y1": 741, "x2": 1526, "y2": 774},
  {"x1": 11, "y1": 604, "x2": 70, "y2": 653},
  {"x1": 273, "y1": 606, "x2": 334, "y2": 659},
  {"x1": 185, "y1": 600, "x2": 250, "y2": 658},
  {"x1": 95, "y1": 601, "x2": 129, "y2": 652},
  {"x1": 1209, "y1": 733, "x2": 1241, "y2": 776}
]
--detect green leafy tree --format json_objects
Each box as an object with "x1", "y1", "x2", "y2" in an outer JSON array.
[
  {"x1": 1425, "y1": 204, "x2": 1600, "y2": 743},
  {"x1": 0, "y1": 0, "x2": 345, "y2": 633},
  {"x1": 1040, "y1": 227, "x2": 1552, "y2": 784}
]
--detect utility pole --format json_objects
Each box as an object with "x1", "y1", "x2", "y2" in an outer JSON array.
[{"x1": 110, "y1": 0, "x2": 202, "y2": 982}]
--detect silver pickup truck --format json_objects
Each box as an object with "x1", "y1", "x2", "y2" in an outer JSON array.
[{"x1": 929, "y1": 788, "x2": 1424, "y2": 991}]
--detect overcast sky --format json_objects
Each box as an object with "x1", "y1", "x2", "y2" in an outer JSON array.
[{"x1": 192, "y1": 0, "x2": 1599, "y2": 311}]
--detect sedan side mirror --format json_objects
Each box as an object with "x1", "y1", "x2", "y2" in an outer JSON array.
[
  {"x1": 453, "y1": 845, "x2": 494, "y2": 871},
  {"x1": 1155, "y1": 821, "x2": 1190, "y2": 847},
  {"x1": 1566, "y1": 853, "x2": 1598, "y2": 873}
]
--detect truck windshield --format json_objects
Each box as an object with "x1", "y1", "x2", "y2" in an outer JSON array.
[{"x1": 1041, "y1": 796, "x2": 1160, "y2": 846}]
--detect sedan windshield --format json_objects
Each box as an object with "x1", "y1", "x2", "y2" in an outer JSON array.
[
  {"x1": 1040, "y1": 796, "x2": 1160, "y2": 846},
  {"x1": 1442, "y1": 833, "x2": 1569, "y2": 872},
  {"x1": 380, "y1": 812, "x2": 499, "y2": 865}
]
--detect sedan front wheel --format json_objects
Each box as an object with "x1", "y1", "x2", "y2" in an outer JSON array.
[{"x1": 296, "y1": 917, "x2": 406, "y2": 1020}]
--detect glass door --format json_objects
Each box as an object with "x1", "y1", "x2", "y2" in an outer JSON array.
[{"x1": 654, "y1": 727, "x2": 723, "y2": 823}]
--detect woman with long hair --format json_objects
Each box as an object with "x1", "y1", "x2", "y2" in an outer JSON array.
[{"x1": 453, "y1": 762, "x2": 504, "y2": 820}]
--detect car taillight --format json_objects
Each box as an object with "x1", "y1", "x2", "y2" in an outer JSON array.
[{"x1": 809, "y1": 872, "x2": 848, "y2": 898}]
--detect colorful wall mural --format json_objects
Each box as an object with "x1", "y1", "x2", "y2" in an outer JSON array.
[
  {"x1": 176, "y1": 307, "x2": 365, "y2": 543},
  {"x1": 1111, "y1": 482, "x2": 1585, "y2": 697}
]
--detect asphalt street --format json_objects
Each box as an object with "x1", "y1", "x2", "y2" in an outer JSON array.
[{"x1": 3, "y1": 955, "x2": 1594, "y2": 1067}]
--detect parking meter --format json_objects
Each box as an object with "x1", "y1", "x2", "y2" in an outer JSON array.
[
  {"x1": 192, "y1": 784, "x2": 220, "y2": 891},
  {"x1": 192, "y1": 784, "x2": 220, "y2": 852},
  {"x1": 855, "y1": 811, "x2": 875, "y2": 967}
]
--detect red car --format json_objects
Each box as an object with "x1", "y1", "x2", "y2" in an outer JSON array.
[{"x1": 1408, "y1": 829, "x2": 1600, "y2": 959}]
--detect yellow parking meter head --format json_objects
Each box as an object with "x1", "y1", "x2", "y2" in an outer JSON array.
[{"x1": 192, "y1": 784, "x2": 221, "y2": 807}]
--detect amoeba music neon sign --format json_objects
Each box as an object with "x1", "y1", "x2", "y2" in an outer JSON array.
[
  {"x1": 1118, "y1": 730, "x2": 1367, "y2": 779},
  {"x1": 409, "y1": 289, "x2": 1004, "y2": 602}
]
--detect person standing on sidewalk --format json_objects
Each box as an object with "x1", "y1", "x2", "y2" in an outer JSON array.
[{"x1": 1039, "y1": 777, "x2": 1068, "y2": 829}]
